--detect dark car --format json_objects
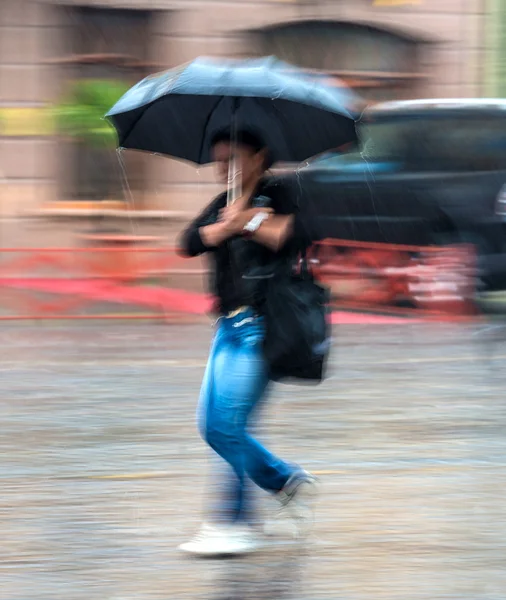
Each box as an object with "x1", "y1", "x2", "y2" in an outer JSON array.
[{"x1": 290, "y1": 99, "x2": 506, "y2": 291}]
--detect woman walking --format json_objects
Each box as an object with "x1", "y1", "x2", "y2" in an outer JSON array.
[{"x1": 178, "y1": 129, "x2": 318, "y2": 556}]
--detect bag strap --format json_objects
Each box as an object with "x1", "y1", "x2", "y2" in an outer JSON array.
[{"x1": 299, "y1": 248, "x2": 311, "y2": 278}]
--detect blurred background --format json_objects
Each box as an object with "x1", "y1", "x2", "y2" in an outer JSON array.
[
  {"x1": 2, "y1": 3, "x2": 506, "y2": 599},
  {"x1": 0, "y1": 0, "x2": 501, "y2": 242},
  {"x1": 2, "y1": 0, "x2": 506, "y2": 314}
]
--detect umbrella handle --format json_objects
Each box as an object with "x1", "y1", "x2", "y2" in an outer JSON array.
[
  {"x1": 227, "y1": 149, "x2": 242, "y2": 206},
  {"x1": 227, "y1": 99, "x2": 242, "y2": 206}
]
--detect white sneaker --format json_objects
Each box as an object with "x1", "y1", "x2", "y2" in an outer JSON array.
[
  {"x1": 264, "y1": 472, "x2": 319, "y2": 539},
  {"x1": 179, "y1": 522, "x2": 261, "y2": 557}
]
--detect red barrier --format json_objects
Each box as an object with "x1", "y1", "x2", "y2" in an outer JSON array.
[
  {"x1": 0, "y1": 247, "x2": 210, "y2": 320},
  {"x1": 0, "y1": 240, "x2": 478, "y2": 321},
  {"x1": 309, "y1": 239, "x2": 478, "y2": 319}
]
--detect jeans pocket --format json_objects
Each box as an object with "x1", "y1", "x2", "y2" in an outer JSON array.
[
  {"x1": 232, "y1": 316, "x2": 256, "y2": 328},
  {"x1": 237, "y1": 319, "x2": 265, "y2": 349}
]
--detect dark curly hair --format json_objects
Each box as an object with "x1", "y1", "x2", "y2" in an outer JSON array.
[{"x1": 210, "y1": 128, "x2": 274, "y2": 170}]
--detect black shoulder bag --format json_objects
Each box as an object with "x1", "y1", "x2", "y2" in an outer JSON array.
[{"x1": 261, "y1": 251, "x2": 331, "y2": 384}]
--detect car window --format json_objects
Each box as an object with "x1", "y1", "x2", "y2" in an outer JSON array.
[
  {"x1": 284, "y1": 113, "x2": 506, "y2": 173},
  {"x1": 428, "y1": 118, "x2": 506, "y2": 171},
  {"x1": 307, "y1": 121, "x2": 415, "y2": 169},
  {"x1": 309, "y1": 151, "x2": 365, "y2": 167},
  {"x1": 359, "y1": 115, "x2": 506, "y2": 172},
  {"x1": 358, "y1": 121, "x2": 410, "y2": 164}
]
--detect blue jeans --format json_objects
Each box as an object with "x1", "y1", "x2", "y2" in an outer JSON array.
[{"x1": 197, "y1": 308, "x2": 295, "y2": 524}]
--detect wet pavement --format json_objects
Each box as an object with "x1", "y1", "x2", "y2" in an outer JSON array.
[{"x1": 2, "y1": 321, "x2": 506, "y2": 599}]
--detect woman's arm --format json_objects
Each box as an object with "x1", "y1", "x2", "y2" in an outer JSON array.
[
  {"x1": 212, "y1": 204, "x2": 282, "y2": 251},
  {"x1": 247, "y1": 178, "x2": 313, "y2": 253},
  {"x1": 250, "y1": 214, "x2": 294, "y2": 252},
  {"x1": 178, "y1": 196, "x2": 231, "y2": 257},
  {"x1": 198, "y1": 220, "x2": 235, "y2": 249},
  {"x1": 180, "y1": 179, "x2": 313, "y2": 257},
  {"x1": 217, "y1": 187, "x2": 297, "y2": 253}
]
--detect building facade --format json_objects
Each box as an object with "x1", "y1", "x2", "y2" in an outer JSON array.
[
  {"x1": 0, "y1": 0, "x2": 487, "y2": 227},
  {"x1": 484, "y1": 0, "x2": 506, "y2": 97}
]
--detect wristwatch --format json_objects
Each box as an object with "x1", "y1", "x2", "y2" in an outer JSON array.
[{"x1": 242, "y1": 211, "x2": 270, "y2": 238}]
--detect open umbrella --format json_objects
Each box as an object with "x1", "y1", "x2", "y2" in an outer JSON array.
[{"x1": 106, "y1": 56, "x2": 363, "y2": 168}]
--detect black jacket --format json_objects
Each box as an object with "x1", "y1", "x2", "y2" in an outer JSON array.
[{"x1": 179, "y1": 176, "x2": 319, "y2": 315}]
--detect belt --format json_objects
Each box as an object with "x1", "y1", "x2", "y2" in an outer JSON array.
[{"x1": 225, "y1": 306, "x2": 249, "y2": 318}]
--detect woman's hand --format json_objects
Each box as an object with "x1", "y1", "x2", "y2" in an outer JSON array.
[{"x1": 218, "y1": 203, "x2": 240, "y2": 224}]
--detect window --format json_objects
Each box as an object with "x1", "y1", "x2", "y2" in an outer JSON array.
[
  {"x1": 59, "y1": 6, "x2": 153, "y2": 201},
  {"x1": 252, "y1": 21, "x2": 425, "y2": 102}
]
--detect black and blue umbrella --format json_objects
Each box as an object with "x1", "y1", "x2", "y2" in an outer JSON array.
[{"x1": 106, "y1": 56, "x2": 362, "y2": 166}]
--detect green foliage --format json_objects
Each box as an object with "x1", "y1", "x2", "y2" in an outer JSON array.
[{"x1": 54, "y1": 79, "x2": 128, "y2": 148}]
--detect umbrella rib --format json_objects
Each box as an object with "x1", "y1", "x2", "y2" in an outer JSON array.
[
  {"x1": 111, "y1": 89, "x2": 191, "y2": 149},
  {"x1": 108, "y1": 98, "x2": 164, "y2": 149},
  {"x1": 197, "y1": 95, "x2": 226, "y2": 163}
]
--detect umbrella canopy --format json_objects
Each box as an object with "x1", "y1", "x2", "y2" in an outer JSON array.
[{"x1": 106, "y1": 56, "x2": 363, "y2": 166}]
